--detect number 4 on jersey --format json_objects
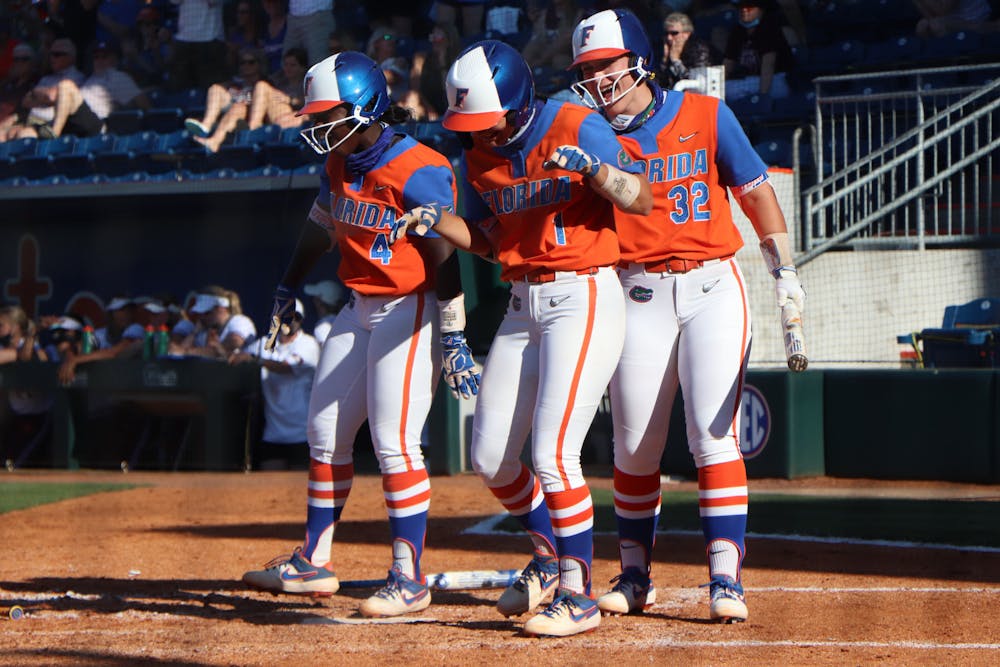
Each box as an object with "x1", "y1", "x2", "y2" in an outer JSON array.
[{"x1": 370, "y1": 233, "x2": 392, "y2": 264}]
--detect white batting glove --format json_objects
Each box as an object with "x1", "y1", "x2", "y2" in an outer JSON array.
[
  {"x1": 774, "y1": 268, "x2": 805, "y2": 312},
  {"x1": 388, "y1": 203, "x2": 443, "y2": 245},
  {"x1": 543, "y1": 145, "x2": 601, "y2": 176}
]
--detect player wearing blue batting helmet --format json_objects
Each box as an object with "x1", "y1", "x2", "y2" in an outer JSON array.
[
  {"x1": 569, "y1": 9, "x2": 654, "y2": 111},
  {"x1": 298, "y1": 51, "x2": 390, "y2": 154},
  {"x1": 443, "y1": 40, "x2": 536, "y2": 146}
]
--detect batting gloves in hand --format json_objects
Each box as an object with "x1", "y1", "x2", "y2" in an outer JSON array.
[
  {"x1": 774, "y1": 268, "x2": 805, "y2": 312},
  {"x1": 388, "y1": 203, "x2": 443, "y2": 245},
  {"x1": 544, "y1": 145, "x2": 601, "y2": 177},
  {"x1": 265, "y1": 284, "x2": 296, "y2": 351},
  {"x1": 441, "y1": 332, "x2": 480, "y2": 399}
]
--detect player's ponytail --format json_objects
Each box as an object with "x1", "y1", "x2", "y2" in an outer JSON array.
[{"x1": 379, "y1": 105, "x2": 413, "y2": 125}]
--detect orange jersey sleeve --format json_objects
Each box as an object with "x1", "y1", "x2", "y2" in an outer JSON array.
[
  {"x1": 462, "y1": 100, "x2": 621, "y2": 282},
  {"x1": 614, "y1": 92, "x2": 767, "y2": 263},
  {"x1": 320, "y1": 135, "x2": 457, "y2": 296}
]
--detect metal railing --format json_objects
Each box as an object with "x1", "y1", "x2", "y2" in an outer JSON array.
[{"x1": 794, "y1": 63, "x2": 1000, "y2": 266}]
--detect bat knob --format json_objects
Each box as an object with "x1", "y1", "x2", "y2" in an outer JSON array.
[{"x1": 787, "y1": 354, "x2": 808, "y2": 372}]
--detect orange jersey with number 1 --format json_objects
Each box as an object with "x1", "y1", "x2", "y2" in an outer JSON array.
[
  {"x1": 461, "y1": 99, "x2": 639, "y2": 282},
  {"x1": 318, "y1": 134, "x2": 457, "y2": 296}
]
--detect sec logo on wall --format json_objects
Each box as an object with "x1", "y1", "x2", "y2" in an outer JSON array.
[{"x1": 739, "y1": 385, "x2": 770, "y2": 459}]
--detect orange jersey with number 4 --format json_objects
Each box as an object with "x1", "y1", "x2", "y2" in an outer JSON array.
[{"x1": 318, "y1": 134, "x2": 457, "y2": 296}]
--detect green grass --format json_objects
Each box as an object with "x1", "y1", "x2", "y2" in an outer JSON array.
[
  {"x1": 496, "y1": 488, "x2": 1000, "y2": 548},
  {"x1": 0, "y1": 482, "x2": 137, "y2": 514}
]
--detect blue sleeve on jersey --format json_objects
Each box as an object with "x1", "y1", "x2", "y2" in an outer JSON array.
[
  {"x1": 715, "y1": 100, "x2": 769, "y2": 188},
  {"x1": 401, "y1": 164, "x2": 456, "y2": 211},
  {"x1": 455, "y1": 156, "x2": 494, "y2": 222},
  {"x1": 578, "y1": 113, "x2": 644, "y2": 174}
]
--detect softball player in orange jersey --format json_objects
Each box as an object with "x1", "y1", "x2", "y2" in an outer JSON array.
[
  {"x1": 242, "y1": 51, "x2": 480, "y2": 618},
  {"x1": 568, "y1": 9, "x2": 805, "y2": 623},
  {"x1": 391, "y1": 40, "x2": 652, "y2": 637}
]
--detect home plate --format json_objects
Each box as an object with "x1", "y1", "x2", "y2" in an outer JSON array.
[{"x1": 302, "y1": 616, "x2": 438, "y2": 625}]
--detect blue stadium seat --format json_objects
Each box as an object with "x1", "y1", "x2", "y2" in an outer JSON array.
[
  {"x1": 104, "y1": 109, "x2": 144, "y2": 135},
  {"x1": 50, "y1": 153, "x2": 94, "y2": 180},
  {"x1": 865, "y1": 35, "x2": 922, "y2": 68},
  {"x1": 806, "y1": 39, "x2": 866, "y2": 76},
  {"x1": 14, "y1": 155, "x2": 56, "y2": 181},
  {"x1": 728, "y1": 93, "x2": 774, "y2": 122},
  {"x1": 72, "y1": 134, "x2": 116, "y2": 156},
  {"x1": 1, "y1": 137, "x2": 38, "y2": 159},
  {"x1": 233, "y1": 124, "x2": 280, "y2": 146},
  {"x1": 157, "y1": 130, "x2": 192, "y2": 152},
  {"x1": 209, "y1": 144, "x2": 262, "y2": 172},
  {"x1": 263, "y1": 141, "x2": 311, "y2": 170},
  {"x1": 753, "y1": 140, "x2": 794, "y2": 168},
  {"x1": 920, "y1": 31, "x2": 982, "y2": 62},
  {"x1": 35, "y1": 135, "x2": 75, "y2": 157},
  {"x1": 142, "y1": 107, "x2": 184, "y2": 133}
]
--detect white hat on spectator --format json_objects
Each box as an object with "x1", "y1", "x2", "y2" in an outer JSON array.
[
  {"x1": 294, "y1": 298, "x2": 305, "y2": 319},
  {"x1": 50, "y1": 316, "x2": 82, "y2": 331},
  {"x1": 303, "y1": 280, "x2": 344, "y2": 306},
  {"x1": 106, "y1": 297, "x2": 133, "y2": 311},
  {"x1": 190, "y1": 293, "x2": 230, "y2": 314},
  {"x1": 172, "y1": 319, "x2": 196, "y2": 337}
]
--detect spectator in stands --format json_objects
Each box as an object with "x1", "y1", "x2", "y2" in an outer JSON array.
[
  {"x1": 226, "y1": 0, "x2": 265, "y2": 73},
  {"x1": 365, "y1": 26, "x2": 399, "y2": 65},
  {"x1": 58, "y1": 308, "x2": 147, "y2": 384},
  {"x1": 428, "y1": 0, "x2": 487, "y2": 38},
  {"x1": 229, "y1": 298, "x2": 319, "y2": 470},
  {"x1": 7, "y1": 40, "x2": 149, "y2": 139},
  {"x1": 284, "y1": 0, "x2": 335, "y2": 68},
  {"x1": 303, "y1": 279, "x2": 346, "y2": 344},
  {"x1": 521, "y1": 0, "x2": 584, "y2": 74},
  {"x1": 4, "y1": 37, "x2": 100, "y2": 139},
  {"x1": 262, "y1": 0, "x2": 289, "y2": 75},
  {"x1": 0, "y1": 43, "x2": 40, "y2": 139},
  {"x1": 722, "y1": 0, "x2": 794, "y2": 100},
  {"x1": 327, "y1": 29, "x2": 357, "y2": 56},
  {"x1": 94, "y1": 295, "x2": 136, "y2": 350},
  {"x1": 0, "y1": 306, "x2": 52, "y2": 469},
  {"x1": 401, "y1": 22, "x2": 461, "y2": 121},
  {"x1": 42, "y1": 0, "x2": 99, "y2": 69},
  {"x1": 380, "y1": 55, "x2": 411, "y2": 105},
  {"x1": 913, "y1": 0, "x2": 993, "y2": 37},
  {"x1": 168, "y1": 0, "x2": 227, "y2": 92},
  {"x1": 184, "y1": 47, "x2": 268, "y2": 152},
  {"x1": 96, "y1": 0, "x2": 145, "y2": 53},
  {"x1": 121, "y1": 5, "x2": 172, "y2": 91},
  {"x1": 658, "y1": 11, "x2": 720, "y2": 90},
  {"x1": 186, "y1": 285, "x2": 258, "y2": 358},
  {"x1": 247, "y1": 46, "x2": 307, "y2": 130}
]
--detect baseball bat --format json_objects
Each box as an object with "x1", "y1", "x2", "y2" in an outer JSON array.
[
  {"x1": 339, "y1": 569, "x2": 520, "y2": 591},
  {"x1": 781, "y1": 303, "x2": 808, "y2": 372}
]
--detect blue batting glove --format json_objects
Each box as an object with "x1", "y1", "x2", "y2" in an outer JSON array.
[
  {"x1": 441, "y1": 331, "x2": 480, "y2": 399},
  {"x1": 388, "y1": 203, "x2": 443, "y2": 245},
  {"x1": 265, "y1": 284, "x2": 295, "y2": 351},
  {"x1": 543, "y1": 145, "x2": 601, "y2": 176}
]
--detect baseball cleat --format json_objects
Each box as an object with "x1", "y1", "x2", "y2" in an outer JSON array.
[
  {"x1": 359, "y1": 566, "x2": 431, "y2": 617},
  {"x1": 242, "y1": 547, "x2": 340, "y2": 597},
  {"x1": 705, "y1": 574, "x2": 748, "y2": 623},
  {"x1": 596, "y1": 567, "x2": 656, "y2": 615},
  {"x1": 495, "y1": 551, "x2": 560, "y2": 617},
  {"x1": 523, "y1": 590, "x2": 601, "y2": 637}
]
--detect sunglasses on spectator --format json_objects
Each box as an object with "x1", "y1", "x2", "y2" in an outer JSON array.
[
  {"x1": 240, "y1": 58, "x2": 258, "y2": 65},
  {"x1": 50, "y1": 51, "x2": 71, "y2": 58},
  {"x1": 663, "y1": 30, "x2": 684, "y2": 37}
]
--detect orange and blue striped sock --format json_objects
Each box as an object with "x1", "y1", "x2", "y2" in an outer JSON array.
[
  {"x1": 612, "y1": 467, "x2": 661, "y2": 573},
  {"x1": 487, "y1": 463, "x2": 556, "y2": 555},
  {"x1": 303, "y1": 459, "x2": 353, "y2": 567},
  {"x1": 383, "y1": 467, "x2": 431, "y2": 580}
]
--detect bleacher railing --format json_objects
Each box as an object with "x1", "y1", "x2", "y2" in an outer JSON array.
[{"x1": 794, "y1": 63, "x2": 1000, "y2": 266}]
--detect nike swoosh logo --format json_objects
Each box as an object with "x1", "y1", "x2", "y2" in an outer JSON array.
[
  {"x1": 280, "y1": 570, "x2": 316, "y2": 581},
  {"x1": 402, "y1": 588, "x2": 429, "y2": 605},
  {"x1": 702, "y1": 279, "x2": 721, "y2": 293},
  {"x1": 374, "y1": 184, "x2": 390, "y2": 191},
  {"x1": 549, "y1": 296, "x2": 570, "y2": 307},
  {"x1": 570, "y1": 605, "x2": 599, "y2": 622},
  {"x1": 679, "y1": 132, "x2": 697, "y2": 142}
]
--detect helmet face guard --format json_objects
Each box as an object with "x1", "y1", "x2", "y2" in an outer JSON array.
[
  {"x1": 569, "y1": 9, "x2": 652, "y2": 110},
  {"x1": 297, "y1": 51, "x2": 389, "y2": 154},
  {"x1": 443, "y1": 40, "x2": 534, "y2": 143}
]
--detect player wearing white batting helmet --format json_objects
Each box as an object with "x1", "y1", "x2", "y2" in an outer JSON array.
[
  {"x1": 389, "y1": 39, "x2": 653, "y2": 638},
  {"x1": 568, "y1": 8, "x2": 806, "y2": 624},
  {"x1": 242, "y1": 50, "x2": 479, "y2": 619}
]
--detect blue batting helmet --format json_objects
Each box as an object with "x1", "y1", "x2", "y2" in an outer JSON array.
[
  {"x1": 443, "y1": 40, "x2": 534, "y2": 133},
  {"x1": 569, "y1": 9, "x2": 654, "y2": 109}
]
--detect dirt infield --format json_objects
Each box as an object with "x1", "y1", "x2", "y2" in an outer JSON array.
[{"x1": 2, "y1": 471, "x2": 999, "y2": 666}]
